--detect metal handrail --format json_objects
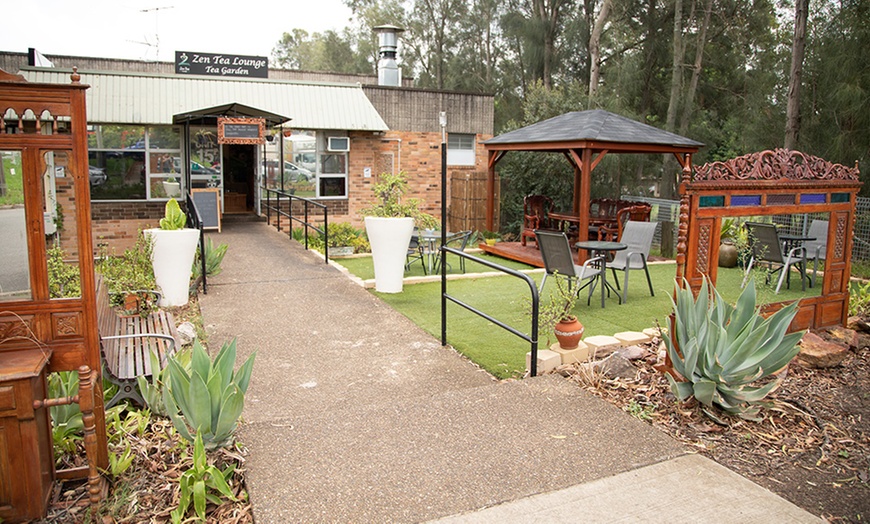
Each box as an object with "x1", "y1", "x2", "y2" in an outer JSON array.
[
  {"x1": 439, "y1": 246, "x2": 541, "y2": 376},
  {"x1": 261, "y1": 186, "x2": 329, "y2": 263},
  {"x1": 184, "y1": 191, "x2": 207, "y2": 294}
]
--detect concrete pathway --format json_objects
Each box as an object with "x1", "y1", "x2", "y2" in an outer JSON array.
[{"x1": 199, "y1": 220, "x2": 822, "y2": 523}]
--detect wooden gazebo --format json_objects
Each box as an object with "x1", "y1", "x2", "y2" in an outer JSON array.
[{"x1": 483, "y1": 109, "x2": 703, "y2": 256}]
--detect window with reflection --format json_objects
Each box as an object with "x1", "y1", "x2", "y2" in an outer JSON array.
[
  {"x1": 88, "y1": 125, "x2": 182, "y2": 200},
  {"x1": 0, "y1": 150, "x2": 31, "y2": 301}
]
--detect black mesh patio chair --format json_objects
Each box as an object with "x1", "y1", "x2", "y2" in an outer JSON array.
[
  {"x1": 406, "y1": 234, "x2": 427, "y2": 274},
  {"x1": 535, "y1": 230, "x2": 603, "y2": 305},
  {"x1": 435, "y1": 230, "x2": 473, "y2": 273},
  {"x1": 741, "y1": 222, "x2": 808, "y2": 294}
]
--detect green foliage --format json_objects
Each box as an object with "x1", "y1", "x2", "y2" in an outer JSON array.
[
  {"x1": 171, "y1": 432, "x2": 237, "y2": 524},
  {"x1": 160, "y1": 198, "x2": 187, "y2": 230},
  {"x1": 192, "y1": 238, "x2": 229, "y2": 280},
  {"x1": 47, "y1": 372, "x2": 83, "y2": 456},
  {"x1": 162, "y1": 339, "x2": 255, "y2": 449},
  {"x1": 137, "y1": 350, "x2": 169, "y2": 417},
  {"x1": 361, "y1": 172, "x2": 438, "y2": 229},
  {"x1": 664, "y1": 279, "x2": 804, "y2": 420},
  {"x1": 47, "y1": 245, "x2": 82, "y2": 298},
  {"x1": 108, "y1": 442, "x2": 135, "y2": 477},
  {"x1": 96, "y1": 231, "x2": 158, "y2": 315},
  {"x1": 849, "y1": 280, "x2": 870, "y2": 317}
]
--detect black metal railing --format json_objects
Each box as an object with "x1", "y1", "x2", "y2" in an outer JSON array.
[
  {"x1": 261, "y1": 186, "x2": 329, "y2": 263},
  {"x1": 185, "y1": 191, "x2": 208, "y2": 294},
  {"x1": 439, "y1": 247, "x2": 541, "y2": 376}
]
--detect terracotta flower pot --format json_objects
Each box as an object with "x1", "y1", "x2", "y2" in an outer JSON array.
[{"x1": 554, "y1": 316, "x2": 584, "y2": 349}]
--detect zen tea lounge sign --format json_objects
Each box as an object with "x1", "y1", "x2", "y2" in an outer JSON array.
[{"x1": 175, "y1": 51, "x2": 268, "y2": 78}]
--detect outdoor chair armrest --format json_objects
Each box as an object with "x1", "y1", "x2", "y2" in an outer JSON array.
[{"x1": 578, "y1": 255, "x2": 605, "y2": 279}]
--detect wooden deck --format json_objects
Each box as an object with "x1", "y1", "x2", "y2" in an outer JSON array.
[{"x1": 479, "y1": 241, "x2": 545, "y2": 268}]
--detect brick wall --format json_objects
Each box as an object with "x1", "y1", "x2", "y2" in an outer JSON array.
[
  {"x1": 341, "y1": 130, "x2": 493, "y2": 229},
  {"x1": 91, "y1": 202, "x2": 165, "y2": 252}
]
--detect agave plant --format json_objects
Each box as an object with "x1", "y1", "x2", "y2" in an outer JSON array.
[
  {"x1": 664, "y1": 278, "x2": 804, "y2": 420},
  {"x1": 163, "y1": 339, "x2": 255, "y2": 449}
]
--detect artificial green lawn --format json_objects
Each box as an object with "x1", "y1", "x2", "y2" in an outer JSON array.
[{"x1": 338, "y1": 254, "x2": 823, "y2": 379}]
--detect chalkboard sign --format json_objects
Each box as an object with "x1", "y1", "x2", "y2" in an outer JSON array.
[
  {"x1": 191, "y1": 188, "x2": 221, "y2": 232},
  {"x1": 218, "y1": 117, "x2": 264, "y2": 145},
  {"x1": 224, "y1": 124, "x2": 260, "y2": 139}
]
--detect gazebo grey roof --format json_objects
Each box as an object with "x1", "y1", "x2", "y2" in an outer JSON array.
[
  {"x1": 484, "y1": 109, "x2": 703, "y2": 151},
  {"x1": 481, "y1": 109, "x2": 704, "y2": 240}
]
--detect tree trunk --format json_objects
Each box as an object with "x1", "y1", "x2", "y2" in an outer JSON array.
[
  {"x1": 661, "y1": 0, "x2": 685, "y2": 200},
  {"x1": 785, "y1": 0, "x2": 809, "y2": 150},
  {"x1": 588, "y1": 0, "x2": 612, "y2": 101},
  {"x1": 678, "y1": 0, "x2": 713, "y2": 136}
]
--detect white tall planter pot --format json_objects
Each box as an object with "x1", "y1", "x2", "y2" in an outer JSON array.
[
  {"x1": 146, "y1": 228, "x2": 200, "y2": 307},
  {"x1": 365, "y1": 216, "x2": 415, "y2": 293}
]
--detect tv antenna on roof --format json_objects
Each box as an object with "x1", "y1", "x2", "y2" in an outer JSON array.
[{"x1": 134, "y1": 6, "x2": 174, "y2": 60}]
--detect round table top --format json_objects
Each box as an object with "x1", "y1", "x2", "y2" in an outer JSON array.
[
  {"x1": 575, "y1": 240, "x2": 627, "y2": 251},
  {"x1": 779, "y1": 234, "x2": 816, "y2": 242}
]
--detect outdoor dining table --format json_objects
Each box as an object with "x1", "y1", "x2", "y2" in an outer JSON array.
[
  {"x1": 575, "y1": 240, "x2": 627, "y2": 308},
  {"x1": 550, "y1": 211, "x2": 617, "y2": 241},
  {"x1": 415, "y1": 229, "x2": 450, "y2": 274}
]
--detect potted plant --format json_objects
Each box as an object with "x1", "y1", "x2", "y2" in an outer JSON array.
[
  {"x1": 162, "y1": 176, "x2": 181, "y2": 198},
  {"x1": 536, "y1": 275, "x2": 585, "y2": 350},
  {"x1": 718, "y1": 218, "x2": 739, "y2": 268},
  {"x1": 482, "y1": 230, "x2": 500, "y2": 246},
  {"x1": 146, "y1": 198, "x2": 200, "y2": 307},
  {"x1": 362, "y1": 172, "x2": 437, "y2": 293},
  {"x1": 95, "y1": 233, "x2": 159, "y2": 316}
]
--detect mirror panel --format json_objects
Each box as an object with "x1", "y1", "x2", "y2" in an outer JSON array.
[
  {"x1": 44, "y1": 151, "x2": 82, "y2": 299},
  {"x1": 0, "y1": 150, "x2": 31, "y2": 301}
]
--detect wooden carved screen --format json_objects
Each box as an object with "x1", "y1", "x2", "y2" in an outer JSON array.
[
  {"x1": 0, "y1": 68, "x2": 108, "y2": 467},
  {"x1": 676, "y1": 148, "x2": 861, "y2": 331}
]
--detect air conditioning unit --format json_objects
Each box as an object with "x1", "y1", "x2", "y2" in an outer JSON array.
[{"x1": 328, "y1": 137, "x2": 350, "y2": 152}]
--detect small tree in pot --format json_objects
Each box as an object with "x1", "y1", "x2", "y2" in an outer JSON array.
[
  {"x1": 362, "y1": 172, "x2": 437, "y2": 293},
  {"x1": 534, "y1": 274, "x2": 585, "y2": 350}
]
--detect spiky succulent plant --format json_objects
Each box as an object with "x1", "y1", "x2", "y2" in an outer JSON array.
[{"x1": 664, "y1": 278, "x2": 804, "y2": 420}]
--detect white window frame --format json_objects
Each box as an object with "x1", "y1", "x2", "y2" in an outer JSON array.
[
  {"x1": 317, "y1": 131, "x2": 349, "y2": 199},
  {"x1": 447, "y1": 133, "x2": 476, "y2": 166}
]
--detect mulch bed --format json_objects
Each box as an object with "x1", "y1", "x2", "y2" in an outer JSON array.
[{"x1": 557, "y1": 336, "x2": 869, "y2": 522}]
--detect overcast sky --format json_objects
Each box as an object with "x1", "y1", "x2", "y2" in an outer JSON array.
[{"x1": 1, "y1": 0, "x2": 354, "y2": 63}]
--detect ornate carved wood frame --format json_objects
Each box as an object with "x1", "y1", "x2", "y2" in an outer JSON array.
[
  {"x1": 676, "y1": 148, "x2": 862, "y2": 330},
  {"x1": 0, "y1": 68, "x2": 108, "y2": 467}
]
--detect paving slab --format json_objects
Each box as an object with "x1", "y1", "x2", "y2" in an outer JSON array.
[{"x1": 429, "y1": 454, "x2": 823, "y2": 524}]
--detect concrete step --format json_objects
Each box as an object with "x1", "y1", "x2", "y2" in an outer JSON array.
[{"x1": 239, "y1": 374, "x2": 685, "y2": 524}]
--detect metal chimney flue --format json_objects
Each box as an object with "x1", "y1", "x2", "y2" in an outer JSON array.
[{"x1": 374, "y1": 25, "x2": 404, "y2": 87}]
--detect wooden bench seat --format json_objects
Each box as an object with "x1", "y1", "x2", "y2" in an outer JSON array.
[{"x1": 96, "y1": 275, "x2": 179, "y2": 407}]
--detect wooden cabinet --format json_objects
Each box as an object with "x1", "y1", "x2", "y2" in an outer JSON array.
[{"x1": 0, "y1": 349, "x2": 54, "y2": 522}]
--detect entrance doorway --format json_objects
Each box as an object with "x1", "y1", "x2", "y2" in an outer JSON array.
[{"x1": 222, "y1": 144, "x2": 256, "y2": 214}]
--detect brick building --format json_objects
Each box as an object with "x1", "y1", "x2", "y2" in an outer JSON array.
[{"x1": 0, "y1": 41, "x2": 493, "y2": 251}]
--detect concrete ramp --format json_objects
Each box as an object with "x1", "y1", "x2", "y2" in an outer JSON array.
[{"x1": 200, "y1": 221, "x2": 821, "y2": 523}]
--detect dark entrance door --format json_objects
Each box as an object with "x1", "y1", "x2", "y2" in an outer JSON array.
[{"x1": 222, "y1": 144, "x2": 256, "y2": 213}]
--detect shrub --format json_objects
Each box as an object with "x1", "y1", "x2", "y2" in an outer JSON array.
[
  {"x1": 96, "y1": 231, "x2": 158, "y2": 314},
  {"x1": 192, "y1": 237, "x2": 229, "y2": 279},
  {"x1": 664, "y1": 278, "x2": 804, "y2": 420},
  {"x1": 162, "y1": 339, "x2": 255, "y2": 449},
  {"x1": 47, "y1": 245, "x2": 82, "y2": 298}
]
